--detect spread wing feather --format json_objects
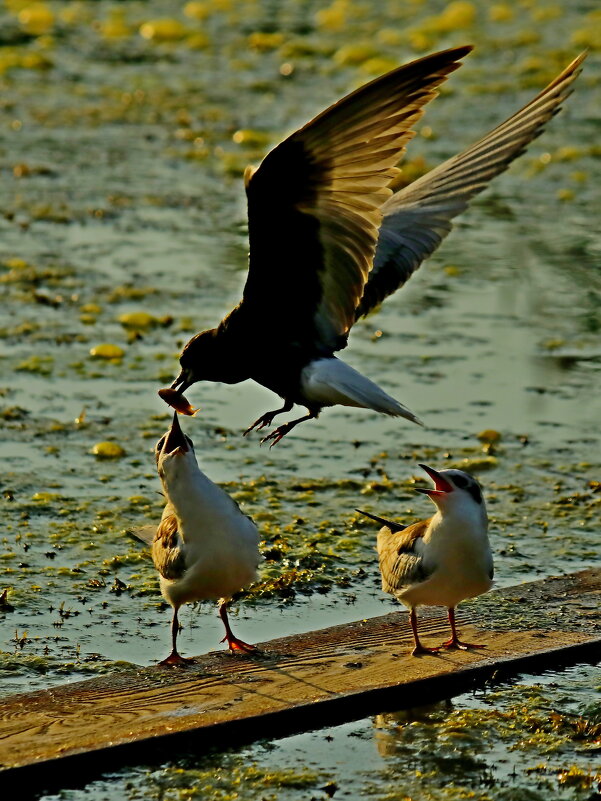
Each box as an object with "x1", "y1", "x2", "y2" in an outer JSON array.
[
  {"x1": 241, "y1": 46, "x2": 472, "y2": 352},
  {"x1": 356, "y1": 52, "x2": 586, "y2": 318},
  {"x1": 377, "y1": 518, "x2": 431, "y2": 594}
]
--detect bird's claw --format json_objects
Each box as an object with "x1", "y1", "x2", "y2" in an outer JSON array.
[
  {"x1": 260, "y1": 426, "x2": 289, "y2": 447},
  {"x1": 243, "y1": 413, "x2": 275, "y2": 437}
]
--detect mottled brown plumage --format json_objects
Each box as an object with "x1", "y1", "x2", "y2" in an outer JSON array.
[
  {"x1": 377, "y1": 517, "x2": 432, "y2": 595},
  {"x1": 151, "y1": 504, "x2": 185, "y2": 581}
]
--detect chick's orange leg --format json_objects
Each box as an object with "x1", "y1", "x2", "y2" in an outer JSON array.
[
  {"x1": 409, "y1": 608, "x2": 440, "y2": 656},
  {"x1": 441, "y1": 607, "x2": 487, "y2": 650},
  {"x1": 219, "y1": 602, "x2": 257, "y2": 653},
  {"x1": 159, "y1": 608, "x2": 195, "y2": 666}
]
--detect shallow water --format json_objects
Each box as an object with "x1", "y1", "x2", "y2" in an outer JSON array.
[
  {"x1": 0, "y1": 0, "x2": 599, "y2": 796},
  {"x1": 39, "y1": 664, "x2": 601, "y2": 801}
]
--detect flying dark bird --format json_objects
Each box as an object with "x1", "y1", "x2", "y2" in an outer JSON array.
[
  {"x1": 162, "y1": 48, "x2": 585, "y2": 444},
  {"x1": 358, "y1": 464, "x2": 492, "y2": 655},
  {"x1": 133, "y1": 413, "x2": 261, "y2": 665}
]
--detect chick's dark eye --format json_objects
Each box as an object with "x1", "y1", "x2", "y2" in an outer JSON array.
[
  {"x1": 156, "y1": 436, "x2": 166, "y2": 451},
  {"x1": 453, "y1": 474, "x2": 468, "y2": 489}
]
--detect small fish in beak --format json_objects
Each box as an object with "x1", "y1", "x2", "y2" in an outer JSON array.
[{"x1": 158, "y1": 387, "x2": 199, "y2": 417}]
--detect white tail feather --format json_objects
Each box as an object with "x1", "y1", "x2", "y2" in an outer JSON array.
[{"x1": 301, "y1": 357, "x2": 422, "y2": 425}]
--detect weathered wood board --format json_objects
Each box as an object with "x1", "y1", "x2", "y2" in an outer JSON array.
[{"x1": 1, "y1": 568, "x2": 599, "y2": 793}]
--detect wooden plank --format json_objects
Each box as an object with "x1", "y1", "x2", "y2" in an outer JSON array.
[{"x1": 1, "y1": 568, "x2": 599, "y2": 793}]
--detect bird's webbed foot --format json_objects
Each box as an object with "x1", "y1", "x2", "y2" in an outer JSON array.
[
  {"x1": 220, "y1": 633, "x2": 257, "y2": 653},
  {"x1": 441, "y1": 637, "x2": 487, "y2": 651},
  {"x1": 411, "y1": 643, "x2": 441, "y2": 657},
  {"x1": 443, "y1": 608, "x2": 486, "y2": 650},
  {"x1": 158, "y1": 651, "x2": 195, "y2": 667}
]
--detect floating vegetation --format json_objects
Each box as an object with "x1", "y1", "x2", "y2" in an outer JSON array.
[
  {"x1": 89, "y1": 344, "x2": 125, "y2": 360},
  {"x1": 91, "y1": 442, "x2": 127, "y2": 459}
]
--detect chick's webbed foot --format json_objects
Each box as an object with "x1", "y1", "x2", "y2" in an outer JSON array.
[
  {"x1": 443, "y1": 608, "x2": 487, "y2": 650},
  {"x1": 411, "y1": 644, "x2": 441, "y2": 657},
  {"x1": 219, "y1": 601, "x2": 257, "y2": 654},
  {"x1": 158, "y1": 651, "x2": 195, "y2": 667},
  {"x1": 220, "y1": 633, "x2": 257, "y2": 653},
  {"x1": 441, "y1": 638, "x2": 487, "y2": 651}
]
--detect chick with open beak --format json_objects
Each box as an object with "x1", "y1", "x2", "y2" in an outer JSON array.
[
  {"x1": 150, "y1": 413, "x2": 261, "y2": 664},
  {"x1": 358, "y1": 464, "x2": 493, "y2": 655}
]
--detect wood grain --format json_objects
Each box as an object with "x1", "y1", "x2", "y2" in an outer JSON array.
[{"x1": 0, "y1": 568, "x2": 599, "y2": 793}]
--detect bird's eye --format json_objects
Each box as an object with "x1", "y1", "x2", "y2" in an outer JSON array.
[
  {"x1": 453, "y1": 474, "x2": 468, "y2": 489},
  {"x1": 156, "y1": 436, "x2": 166, "y2": 451}
]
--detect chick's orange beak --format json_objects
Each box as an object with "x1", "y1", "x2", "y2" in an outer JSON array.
[{"x1": 415, "y1": 463, "x2": 454, "y2": 496}]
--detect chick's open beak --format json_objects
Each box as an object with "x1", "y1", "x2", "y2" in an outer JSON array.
[
  {"x1": 415, "y1": 463, "x2": 454, "y2": 496},
  {"x1": 162, "y1": 412, "x2": 189, "y2": 455}
]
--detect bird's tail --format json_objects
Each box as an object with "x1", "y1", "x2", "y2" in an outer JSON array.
[{"x1": 301, "y1": 358, "x2": 423, "y2": 425}]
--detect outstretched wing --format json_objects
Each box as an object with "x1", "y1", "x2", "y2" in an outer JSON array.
[
  {"x1": 241, "y1": 46, "x2": 472, "y2": 352},
  {"x1": 355, "y1": 52, "x2": 586, "y2": 319}
]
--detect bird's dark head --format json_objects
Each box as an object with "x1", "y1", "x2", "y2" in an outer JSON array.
[
  {"x1": 171, "y1": 329, "x2": 220, "y2": 392},
  {"x1": 172, "y1": 324, "x2": 251, "y2": 389}
]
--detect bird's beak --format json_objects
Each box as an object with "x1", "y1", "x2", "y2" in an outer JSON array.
[
  {"x1": 170, "y1": 369, "x2": 192, "y2": 393},
  {"x1": 162, "y1": 412, "x2": 189, "y2": 455},
  {"x1": 415, "y1": 463, "x2": 453, "y2": 496}
]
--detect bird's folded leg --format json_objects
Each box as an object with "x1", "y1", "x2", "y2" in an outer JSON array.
[
  {"x1": 441, "y1": 607, "x2": 487, "y2": 650},
  {"x1": 260, "y1": 410, "x2": 317, "y2": 447},
  {"x1": 243, "y1": 399, "x2": 293, "y2": 436},
  {"x1": 219, "y1": 601, "x2": 257, "y2": 654}
]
